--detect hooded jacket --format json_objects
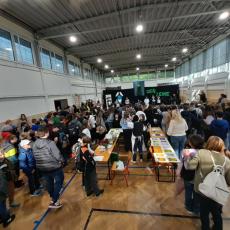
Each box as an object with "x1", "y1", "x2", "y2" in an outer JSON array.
[
  {"x1": 18, "y1": 147, "x2": 36, "y2": 174},
  {"x1": 210, "y1": 119, "x2": 229, "y2": 141},
  {"x1": 32, "y1": 138, "x2": 64, "y2": 172}
]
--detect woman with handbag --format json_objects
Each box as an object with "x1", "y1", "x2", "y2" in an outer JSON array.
[{"x1": 186, "y1": 136, "x2": 230, "y2": 230}]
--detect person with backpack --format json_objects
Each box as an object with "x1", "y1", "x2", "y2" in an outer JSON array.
[
  {"x1": 181, "y1": 134, "x2": 204, "y2": 215},
  {"x1": 32, "y1": 127, "x2": 64, "y2": 209},
  {"x1": 80, "y1": 136, "x2": 104, "y2": 197},
  {"x1": 186, "y1": 136, "x2": 230, "y2": 230}
]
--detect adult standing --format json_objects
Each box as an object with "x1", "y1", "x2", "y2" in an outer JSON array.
[
  {"x1": 33, "y1": 127, "x2": 64, "y2": 209},
  {"x1": 167, "y1": 110, "x2": 188, "y2": 159},
  {"x1": 186, "y1": 136, "x2": 230, "y2": 230}
]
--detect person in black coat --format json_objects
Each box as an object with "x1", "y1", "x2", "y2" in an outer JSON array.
[{"x1": 81, "y1": 136, "x2": 104, "y2": 197}]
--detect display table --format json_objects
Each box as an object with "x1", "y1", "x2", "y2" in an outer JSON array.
[
  {"x1": 94, "y1": 128, "x2": 122, "y2": 180},
  {"x1": 150, "y1": 128, "x2": 180, "y2": 182}
]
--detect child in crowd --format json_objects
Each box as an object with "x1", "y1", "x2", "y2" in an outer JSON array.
[
  {"x1": 33, "y1": 127, "x2": 64, "y2": 209},
  {"x1": 80, "y1": 136, "x2": 103, "y2": 197},
  {"x1": 181, "y1": 134, "x2": 205, "y2": 215},
  {"x1": 19, "y1": 133, "x2": 41, "y2": 196},
  {"x1": 1, "y1": 134, "x2": 20, "y2": 208},
  {"x1": 0, "y1": 149, "x2": 16, "y2": 228},
  {"x1": 31, "y1": 119, "x2": 40, "y2": 132}
]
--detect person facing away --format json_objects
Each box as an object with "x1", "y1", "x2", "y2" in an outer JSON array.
[
  {"x1": 167, "y1": 109, "x2": 188, "y2": 159},
  {"x1": 131, "y1": 115, "x2": 144, "y2": 163},
  {"x1": 186, "y1": 136, "x2": 230, "y2": 230},
  {"x1": 210, "y1": 111, "x2": 229, "y2": 144},
  {"x1": 33, "y1": 127, "x2": 64, "y2": 209},
  {"x1": 80, "y1": 136, "x2": 104, "y2": 197}
]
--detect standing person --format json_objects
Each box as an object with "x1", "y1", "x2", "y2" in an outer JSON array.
[
  {"x1": 80, "y1": 136, "x2": 104, "y2": 197},
  {"x1": 125, "y1": 97, "x2": 130, "y2": 105},
  {"x1": 144, "y1": 97, "x2": 150, "y2": 106},
  {"x1": 210, "y1": 111, "x2": 229, "y2": 145},
  {"x1": 131, "y1": 115, "x2": 144, "y2": 163},
  {"x1": 0, "y1": 148, "x2": 16, "y2": 228},
  {"x1": 181, "y1": 135, "x2": 204, "y2": 215},
  {"x1": 151, "y1": 95, "x2": 156, "y2": 105},
  {"x1": 33, "y1": 127, "x2": 64, "y2": 209},
  {"x1": 18, "y1": 137, "x2": 41, "y2": 196},
  {"x1": 186, "y1": 136, "x2": 230, "y2": 230},
  {"x1": 167, "y1": 110, "x2": 188, "y2": 159}
]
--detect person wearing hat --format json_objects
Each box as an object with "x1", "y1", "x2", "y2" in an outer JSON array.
[{"x1": 18, "y1": 136, "x2": 41, "y2": 197}]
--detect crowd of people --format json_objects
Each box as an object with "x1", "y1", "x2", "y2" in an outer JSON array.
[{"x1": 0, "y1": 95, "x2": 230, "y2": 229}]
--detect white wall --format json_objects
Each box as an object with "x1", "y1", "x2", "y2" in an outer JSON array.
[{"x1": 0, "y1": 16, "x2": 105, "y2": 122}]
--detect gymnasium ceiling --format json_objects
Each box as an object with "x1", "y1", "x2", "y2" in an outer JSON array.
[{"x1": 1, "y1": 0, "x2": 230, "y2": 75}]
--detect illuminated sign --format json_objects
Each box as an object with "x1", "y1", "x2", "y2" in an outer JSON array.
[{"x1": 146, "y1": 88, "x2": 170, "y2": 96}]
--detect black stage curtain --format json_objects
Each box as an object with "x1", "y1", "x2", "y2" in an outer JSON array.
[{"x1": 103, "y1": 84, "x2": 180, "y2": 105}]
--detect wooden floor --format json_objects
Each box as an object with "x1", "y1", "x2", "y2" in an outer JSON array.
[{"x1": 4, "y1": 158, "x2": 230, "y2": 230}]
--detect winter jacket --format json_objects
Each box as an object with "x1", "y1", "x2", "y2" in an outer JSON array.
[
  {"x1": 18, "y1": 147, "x2": 36, "y2": 174},
  {"x1": 210, "y1": 119, "x2": 229, "y2": 141},
  {"x1": 1, "y1": 142, "x2": 18, "y2": 164},
  {"x1": 32, "y1": 138, "x2": 64, "y2": 172},
  {"x1": 0, "y1": 167, "x2": 8, "y2": 202}
]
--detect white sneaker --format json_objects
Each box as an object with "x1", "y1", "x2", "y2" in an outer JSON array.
[
  {"x1": 131, "y1": 160, "x2": 136, "y2": 164},
  {"x1": 49, "y1": 200, "x2": 63, "y2": 209},
  {"x1": 140, "y1": 159, "x2": 143, "y2": 162}
]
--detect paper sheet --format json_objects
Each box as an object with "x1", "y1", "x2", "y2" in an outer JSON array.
[{"x1": 94, "y1": 156, "x2": 104, "y2": 161}]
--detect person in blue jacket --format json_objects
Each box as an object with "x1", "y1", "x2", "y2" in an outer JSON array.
[
  {"x1": 18, "y1": 139, "x2": 41, "y2": 196},
  {"x1": 210, "y1": 111, "x2": 229, "y2": 146}
]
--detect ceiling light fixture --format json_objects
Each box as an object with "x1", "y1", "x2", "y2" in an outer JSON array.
[
  {"x1": 165, "y1": 64, "x2": 168, "y2": 68},
  {"x1": 136, "y1": 24, "x2": 143, "y2": 33},
  {"x1": 219, "y1": 11, "x2": 229, "y2": 20},
  {"x1": 136, "y1": 54, "x2": 142, "y2": 59},
  {"x1": 97, "y1": 58, "x2": 102, "y2": 63},
  {"x1": 69, "y1": 36, "x2": 77, "y2": 43},
  {"x1": 182, "y1": 47, "x2": 188, "y2": 53},
  {"x1": 136, "y1": 67, "x2": 140, "y2": 71},
  {"x1": 105, "y1": 64, "x2": 109, "y2": 69},
  {"x1": 172, "y1": 57, "x2": 177, "y2": 62},
  {"x1": 111, "y1": 70, "x2": 114, "y2": 73}
]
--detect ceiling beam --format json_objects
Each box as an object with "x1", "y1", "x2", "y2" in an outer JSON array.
[
  {"x1": 37, "y1": 2, "x2": 226, "y2": 39},
  {"x1": 66, "y1": 27, "x2": 219, "y2": 53},
  {"x1": 70, "y1": 37, "x2": 208, "y2": 60}
]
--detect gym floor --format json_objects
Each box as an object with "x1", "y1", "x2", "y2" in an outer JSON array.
[{"x1": 6, "y1": 159, "x2": 230, "y2": 230}]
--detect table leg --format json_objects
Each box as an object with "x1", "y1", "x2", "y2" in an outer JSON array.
[{"x1": 107, "y1": 160, "x2": 111, "y2": 180}]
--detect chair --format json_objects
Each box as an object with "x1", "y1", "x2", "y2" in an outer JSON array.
[{"x1": 110, "y1": 152, "x2": 132, "y2": 186}]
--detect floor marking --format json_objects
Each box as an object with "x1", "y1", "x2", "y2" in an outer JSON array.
[
  {"x1": 33, "y1": 172, "x2": 77, "y2": 230},
  {"x1": 84, "y1": 208, "x2": 230, "y2": 229}
]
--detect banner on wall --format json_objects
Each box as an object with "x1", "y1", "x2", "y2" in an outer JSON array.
[{"x1": 133, "y1": 81, "x2": 145, "y2": 96}]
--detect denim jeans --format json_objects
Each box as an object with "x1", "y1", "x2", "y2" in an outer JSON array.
[
  {"x1": 184, "y1": 180, "x2": 200, "y2": 214},
  {"x1": 24, "y1": 170, "x2": 40, "y2": 194},
  {"x1": 198, "y1": 193, "x2": 223, "y2": 230},
  {"x1": 41, "y1": 168, "x2": 64, "y2": 203},
  {"x1": 170, "y1": 135, "x2": 186, "y2": 159},
  {"x1": 0, "y1": 200, "x2": 10, "y2": 223}
]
